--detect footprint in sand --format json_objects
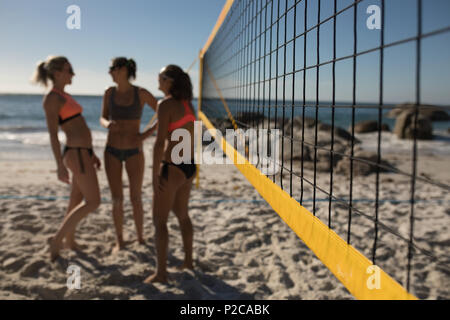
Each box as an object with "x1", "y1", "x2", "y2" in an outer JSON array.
[
  {"x1": 247, "y1": 273, "x2": 265, "y2": 283},
  {"x1": 14, "y1": 222, "x2": 44, "y2": 234},
  {"x1": 292, "y1": 253, "x2": 302, "y2": 263},
  {"x1": 228, "y1": 216, "x2": 249, "y2": 224},
  {"x1": 246, "y1": 258, "x2": 259, "y2": 268},
  {"x1": 230, "y1": 225, "x2": 251, "y2": 234},
  {"x1": 218, "y1": 267, "x2": 240, "y2": 280},
  {"x1": 256, "y1": 283, "x2": 272, "y2": 296},
  {"x1": 20, "y1": 259, "x2": 47, "y2": 278},
  {"x1": 414, "y1": 286, "x2": 430, "y2": 299},
  {"x1": 169, "y1": 222, "x2": 180, "y2": 231},
  {"x1": 320, "y1": 281, "x2": 335, "y2": 291},
  {"x1": 7, "y1": 210, "x2": 23, "y2": 216},
  {"x1": 262, "y1": 233, "x2": 272, "y2": 245},
  {"x1": 15, "y1": 203, "x2": 35, "y2": 210},
  {"x1": 2, "y1": 256, "x2": 27, "y2": 272},
  {"x1": 244, "y1": 238, "x2": 263, "y2": 251},
  {"x1": 210, "y1": 233, "x2": 234, "y2": 245},
  {"x1": 279, "y1": 271, "x2": 295, "y2": 289},
  {"x1": 2, "y1": 283, "x2": 29, "y2": 298},
  {"x1": 29, "y1": 284, "x2": 67, "y2": 300},
  {"x1": 195, "y1": 260, "x2": 220, "y2": 273}
]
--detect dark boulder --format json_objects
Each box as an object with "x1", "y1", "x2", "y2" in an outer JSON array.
[
  {"x1": 393, "y1": 111, "x2": 433, "y2": 140},
  {"x1": 335, "y1": 151, "x2": 394, "y2": 176},
  {"x1": 352, "y1": 120, "x2": 390, "y2": 133},
  {"x1": 386, "y1": 104, "x2": 449, "y2": 121}
]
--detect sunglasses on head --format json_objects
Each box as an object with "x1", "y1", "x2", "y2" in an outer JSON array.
[{"x1": 160, "y1": 74, "x2": 173, "y2": 81}]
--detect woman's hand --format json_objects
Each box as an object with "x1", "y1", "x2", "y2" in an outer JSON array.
[
  {"x1": 136, "y1": 132, "x2": 145, "y2": 142},
  {"x1": 92, "y1": 154, "x2": 102, "y2": 170},
  {"x1": 148, "y1": 124, "x2": 158, "y2": 136},
  {"x1": 107, "y1": 120, "x2": 118, "y2": 130},
  {"x1": 139, "y1": 122, "x2": 158, "y2": 142},
  {"x1": 57, "y1": 165, "x2": 70, "y2": 184}
]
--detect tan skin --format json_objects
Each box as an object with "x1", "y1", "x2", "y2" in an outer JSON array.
[
  {"x1": 100, "y1": 64, "x2": 157, "y2": 253},
  {"x1": 144, "y1": 71, "x2": 195, "y2": 284},
  {"x1": 44, "y1": 62, "x2": 101, "y2": 261}
]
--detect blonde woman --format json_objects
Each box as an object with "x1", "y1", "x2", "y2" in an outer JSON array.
[{"x1": 32, "y1": 56, "x2": 101, "y2": 261}]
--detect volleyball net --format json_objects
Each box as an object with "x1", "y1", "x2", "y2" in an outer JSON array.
[{"x1": 197, "y1": 0, "x2": 450, "y2": 299}]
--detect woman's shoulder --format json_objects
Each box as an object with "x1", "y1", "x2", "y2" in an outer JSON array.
[
  {"x1": 42, "y1": 91, "x2": 66, "y2": 112},
  {"x1": 43, "y1": 91, "x2": 65, "y2": 108},
  {"x1": 158, "y1": 96, "x2": 178, "y2": 106},
  {"x1": 157, "y1": 97, "x2": 178, "y2": 115},
  {"x1": 104, "y1": 86, "x2": 115, "y2": 94},
  {"x1": 137, "y1": 86, "x2": 152, "y2": 98}
]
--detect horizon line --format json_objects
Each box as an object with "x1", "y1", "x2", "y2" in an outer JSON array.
[{"x1": 0, "y1": 92, "x2": 449, "y2": 108}]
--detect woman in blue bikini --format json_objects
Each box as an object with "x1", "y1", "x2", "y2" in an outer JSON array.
[{"x1": 100, "y1": 57, "x2": 157, "y2": 253}]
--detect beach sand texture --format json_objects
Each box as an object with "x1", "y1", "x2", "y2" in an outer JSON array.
[{"x1": 0, "y1": 137, "x2": 449, "y2": 300}]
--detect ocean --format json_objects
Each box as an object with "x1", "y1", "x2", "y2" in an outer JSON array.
[{"x1": 0, "y1": 94, "x2": 449, "y2": 161}]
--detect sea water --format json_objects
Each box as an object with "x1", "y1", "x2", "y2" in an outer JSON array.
[{"x1": 0, "y1": 94, "x2": 449, "y2": 161}]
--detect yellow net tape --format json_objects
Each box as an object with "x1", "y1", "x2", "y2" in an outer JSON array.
[{"x1": 198, "y1": 110, "x2": 417, "y2": 300}]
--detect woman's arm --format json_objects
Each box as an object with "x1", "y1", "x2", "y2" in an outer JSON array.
[
  {"x1": 100, "y1": 87, "x2": 115, "y2": 129},
  {"x1": 43, "y1": 93, "x2": 69, "y2": 184},
  {"x1": 138, "y1": 89, "x2": 158, "y2": 141},
  {"x1": 140, "y1": 113, "x2": 158, "y2": 141},
  {"x1": 140, "y1": 88, "x2": 158, "y2": 111},
  {"x1": 153, "y1": 100, "x2": 170, "y2": 194}
]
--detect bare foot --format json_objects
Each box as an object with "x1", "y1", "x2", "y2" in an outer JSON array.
[
  {"x1": 176, "y1": 261, "x2": 194, "y2": 271},
  {"x1": 64, "y1": 240, "x2": 84, "y2": 252},
  {"x1": 111, "y1": 241, "x2": 126, "y2": 255},
  {"x1": 143, "y1": 273, "x2": 167, "y2": 284},
  {"x1": 48, "y1": 237, "x2": 61, "y2": 262}
]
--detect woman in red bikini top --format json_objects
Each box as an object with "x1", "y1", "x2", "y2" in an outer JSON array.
[
  {"x1": 144, "y1": 65, "x2": 196, "y2": 284},
  {"x1": 32, "y1": 56, "x2": 101, "y2": 262}
]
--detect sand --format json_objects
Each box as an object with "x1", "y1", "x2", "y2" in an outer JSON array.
[{"x1": 0, "y1": 136, "x2": 449, "y2": 300}]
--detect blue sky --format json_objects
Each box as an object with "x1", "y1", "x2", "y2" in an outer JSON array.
[
  {"x1": 0, "y1": 0, "x2": 449, "y2": 105},
  {"x1": 0, "y1": 0, "x2": 225, "y2": 96}
]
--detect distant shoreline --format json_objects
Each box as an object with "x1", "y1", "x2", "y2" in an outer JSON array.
[
  {"x1": 1, "y1": 93, "x2": 449, "y2": 109},
  {"x1": 0, "y1": 92, "x2": 166, "y2": 100}
]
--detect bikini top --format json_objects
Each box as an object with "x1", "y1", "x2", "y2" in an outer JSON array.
[
  {"x1": 109, "y1": 86, "x2": 142, "y2": 121},
  {"x1": 51, "y1": 88, "x2": 83, "y2": 125},
  {"x1": 168, "y1": 100, "x2": 196, "y2": 133}
]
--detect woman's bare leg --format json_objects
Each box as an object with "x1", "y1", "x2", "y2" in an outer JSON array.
[
  {"x1": 49, "y1": 150, "x2": 101, "y2": 261},
  {"x1": 172, "y1": 176, "x2": 194, "y2": 270},
  {"x1": 104, "y1": 150, "x2": 125, "y2": 253},
  {"x1": 64, "y1": 178, "x2": 83, "y2": 250},
  {"x1": 125, "y1": 151, "x2": 145, "y2": 244},
  {"x1": 144, "y1": 165, "x2": 185, "y2": 284}
]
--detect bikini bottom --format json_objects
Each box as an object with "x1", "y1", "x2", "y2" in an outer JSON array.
[
  {"x1": 63, "y1": 146, "x2": 93, "y2": 174},
  {"x1": 161, "y1": 159, "x2": 196, "y2": 180},
  {"x1": 105, "y1": 145, "x2": 140, "y2": 162}
]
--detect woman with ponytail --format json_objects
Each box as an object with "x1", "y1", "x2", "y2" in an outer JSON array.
[
  {"x1": 144, "y1": 65, "x2": 196, "y2": 283},
  {"x1": 100, "y1": 57, "x2": 157, "y2": 253},
  {"x1": 32, "y1": 56, "x2": 101, "y2": 261}
]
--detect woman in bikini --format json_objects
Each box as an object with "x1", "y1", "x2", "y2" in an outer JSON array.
[
  {"x1": 32, "y1": 56, "x2": 101, "y2": 261},
  {"x1": 144, "y1": 65, "x2": 196, "y2": 283},
  {"x1": 100, "y1": 57, "x2": 157, "y2": 253}
]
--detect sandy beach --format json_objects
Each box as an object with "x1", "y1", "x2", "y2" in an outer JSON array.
[{"x1": 0, "y1": 135, "x2": 449, "y2": 300}]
